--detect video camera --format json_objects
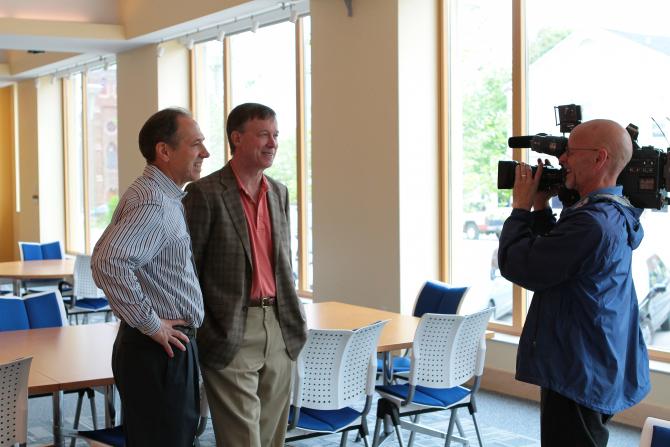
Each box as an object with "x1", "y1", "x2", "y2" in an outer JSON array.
[{"x1": 497, "y1": 104, "x2": 670, "y2": 210}]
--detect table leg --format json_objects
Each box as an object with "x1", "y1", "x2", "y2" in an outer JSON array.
[
  {"x1": 12, "y1": 279, "x2": 21, "y2": 296},
  {"x1": 52, "y1": 390, "x2": 64, "y2": 447}
]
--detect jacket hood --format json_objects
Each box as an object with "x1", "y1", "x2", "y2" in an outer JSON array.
[{"x1": 616, "y1": 202, "x2": 644, "y2": 249}]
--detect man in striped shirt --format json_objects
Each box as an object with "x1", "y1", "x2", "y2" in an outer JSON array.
[{"x1": 92, "y1": 108, "x2": 209, "y2": 447}]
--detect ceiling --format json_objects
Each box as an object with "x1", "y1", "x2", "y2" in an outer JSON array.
[{"x1": 0, "y1": 0, "x2": 306, "y2": 86}]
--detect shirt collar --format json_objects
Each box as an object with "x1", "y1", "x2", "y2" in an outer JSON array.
[
  {"x1": 587, "y1": 185, "x2": 623, "y2": 198},
  {"x1": 230, "y1": 164, "x2": 268, "y2": 200},
  {"x1": 144, "y1": 164, "x2": 187, "y2": 199}
]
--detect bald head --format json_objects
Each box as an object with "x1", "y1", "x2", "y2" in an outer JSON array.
[{"x1": 569, "y1": 119, "x2": 632, "y2": 177}]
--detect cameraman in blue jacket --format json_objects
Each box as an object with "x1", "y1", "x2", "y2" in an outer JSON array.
[{"x1": 499, "y1": 119, "x2": 650, "y2": 447}]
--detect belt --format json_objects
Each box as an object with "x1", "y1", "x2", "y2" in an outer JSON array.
[
  {"x1": 174, "y1": 325, "x2": 196, "y2": 338},
  {"x1": 248, "y1": 296, "x2": 276, "y2": 308}
]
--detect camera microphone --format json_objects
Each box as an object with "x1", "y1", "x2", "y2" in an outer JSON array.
[{"x1": 508, "y1": 136, "x2": 535, "y2": 148}]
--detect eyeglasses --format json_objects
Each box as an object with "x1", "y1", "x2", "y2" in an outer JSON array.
[{"x1": 563, "y1": 146, "x2": 600, "y2": 157}]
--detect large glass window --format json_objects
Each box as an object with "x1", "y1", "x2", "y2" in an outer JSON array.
[
  {"x1": 193, "y1": 40, "x2": 225, "y2": 177},
  {"x1": 192, "y1": 18, "x2": 313, "y2": 295},
  {"x1": 445, "y1": 0, "x2": 670, "y2": 357},
  {"x1": 448, "y1": 0, "x2": 514, "y2": 326},
  {"x1": 526, "y1": 0, "x2": 670, "y2": 353},
  {"x1": 64, "y1": 65, "x2": 118, "y2": 254}
]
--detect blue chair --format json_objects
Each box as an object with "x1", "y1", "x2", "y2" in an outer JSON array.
[
  {"x1": 285, "y1": 320, "x2": 389, "y2": 446},
  {"x1": 18, "y1": 241, "x2": 64, "y2": 260},
  {"x1": 7, "y1": 290, "x2": 100, "y2": 435},
  {"x1": 0, "y1": 296, "x2": 31, "y2": 331},
  {"x1": 18, "y1": 241, "x2": 66, "y2": 294},
  {"x1": 23, "y1": 290, "x2": 69, "y2": 329},
  {"x1": 77, "y1": 425, "x2": 125, "y2": 446},
  {"x1": 378, "y1": 281, "x2": 470, "y2": 379},
  {"x1": 640, "y1": 417, "x2": 670, "y2": 447},
  {"x1": 372, "y1": 308, "x2": 494, "y2": 447}
]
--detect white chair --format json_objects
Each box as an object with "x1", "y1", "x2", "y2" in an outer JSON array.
[
  {"x1": 0, "y1": 356, "x2": 32, "y2": 447},
  {"x1": 372, "y1": 308, "x2": 494, "y2": 447},
  {"x1": 639, "y1": 416, "x2": 670, "y2": 447},
  {"x1": 286, "y1": 319, "x2": 389, "y2": 446},
  {"x1": 60, "y1": 255, "x2": 111, "y2": 324}
]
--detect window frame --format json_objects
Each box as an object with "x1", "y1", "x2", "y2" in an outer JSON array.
[
  {"x1": 191, "y1": 16, "x2": 313, "y2": 297},
  {"x1": 438, "y1": 0, "x2": 670, "y2": 361}
]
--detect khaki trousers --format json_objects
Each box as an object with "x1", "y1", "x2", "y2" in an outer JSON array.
[{"x1": 202, "y1": 306, "x2": 292, "y2": 447}]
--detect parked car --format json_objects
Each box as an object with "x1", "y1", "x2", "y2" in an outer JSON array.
[
  {"x1": 487, "y1": 248, "x2": 512, "y2": 320},
  {"x1": 462, "y1": 208, "x2": 512, "y2": 240},
  {"x1": 639, "y1": 254, "x2": 670, "y2": 345},
  {"x1": 486, "y1": 250, "x2": 670, "y2": 336}
]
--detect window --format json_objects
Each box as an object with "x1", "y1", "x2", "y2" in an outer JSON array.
[
  {"x1": 193, "y1": 17, "x2": 313, "y2": 295},
  {"x1": 443, "y1": 0, "x2": 670, "y2": 359},
  {"x1": 447, "y1": 0, "x2": 514, "y2": 327},
  {"x1": 63, "y1": 65, "x2": 119, "y2": 254}
]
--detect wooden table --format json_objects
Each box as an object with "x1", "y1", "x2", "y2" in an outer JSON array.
[
  {"x1": 0, "y1": 322, "x2": 117, "y2": 446},
  {"x1": 0, "y1": 259, "x2": 74, "y2": 295},
  {"x1": 0, "y1": 302, "x2": 492, "y2": 445},
  {"x1": 304, "y1": 301, "x2": 421, "y2": 352}
]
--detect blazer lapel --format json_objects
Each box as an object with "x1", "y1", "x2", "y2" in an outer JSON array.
[
  {"x1": 266, "y1": 184, "x2": 284, "y2": 268},
  {"x1": 220, "y1": 164, "x2": 253, "y2": 266}
]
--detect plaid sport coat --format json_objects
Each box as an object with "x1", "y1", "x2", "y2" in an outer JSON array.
[{"x1": 183, "y1": 163, "x2": 307, "y2": 369}]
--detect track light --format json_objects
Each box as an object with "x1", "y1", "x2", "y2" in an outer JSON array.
[
  {"x1": 250, "y1": 16, "x2": 259, "y2": 33},
  {"x1": 186, "y1": 37, "x2": 195, "y2": 50},
  {"x1": 157, "y1": 42, "x2": 165, "y2": 58},
  {"x1": 216, "y1": 27, "x2": 226, "y2": 42},
  {"x1": 34, "y1": 77, "x2": 40, "y2": 89}
]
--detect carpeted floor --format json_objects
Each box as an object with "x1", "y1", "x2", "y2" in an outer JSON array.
[{"x1": 26, "y1": 387, "x2": 641, "y2": 446}]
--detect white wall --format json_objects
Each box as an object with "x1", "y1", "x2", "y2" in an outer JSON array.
[{"x1": 311, "y1": 0, "x2": 402, "y2": 311}]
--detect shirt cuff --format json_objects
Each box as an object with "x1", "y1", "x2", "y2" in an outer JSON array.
[{"x1": 135, "y1": 313, "x2": 162, "y2": 337}]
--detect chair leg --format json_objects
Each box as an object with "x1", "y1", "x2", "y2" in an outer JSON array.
[
  {"x1": 374, "y1": 398, "x2": 404, "y2": 447},
  {"x1": 87, "y1": 388, "x2": 98, "y2": 430},
  {"x1": 70, "y1": 391, "x2": 85, "y2": 447},
  {"x1": 360, "y1": 427, "x2": 371, "y2": 447},
  {"x1": 372, "y1": 417, "x2": 382, "y2": 447},
  {"x1": 455, "y1": 413, "x2": 466, "y2": 438},
  {"x1": 444, "y1": 410, "x2": 457, "y2": 447},
  {"x1": 471, "y1": 412, "x2": 484, "y2": 447},
  {"x1": 340, "y1": 430, "x2": 349, "y2": 447},
  {"x1": 407, "y1": 414, "x2": 420, "y2": 447}
]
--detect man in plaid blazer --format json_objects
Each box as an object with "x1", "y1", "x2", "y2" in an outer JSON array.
[{"x1": 183, "y1": 103, "x2": 306, "y2": 447}]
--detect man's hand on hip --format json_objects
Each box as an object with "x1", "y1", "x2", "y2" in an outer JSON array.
[{"x1": 149, "y1": 318, "x2": 190, "y2": 358}]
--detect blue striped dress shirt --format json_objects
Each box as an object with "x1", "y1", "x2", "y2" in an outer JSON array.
[{"x1": 91, "y1": 165, "x2": 204, "y2": 335}]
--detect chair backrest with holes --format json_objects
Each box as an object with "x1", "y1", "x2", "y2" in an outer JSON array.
[
  {"x1": 409, "y1": 308, "x2": 493, "y2": 389},
  {"x1": 293, "y1": 320, "x2": 388, "y2": 411},
  {"x1": 0, "y1": 357, "x2": 32, "y2": 447},
  {"x1": 73, "y1": 255, "x2": 106, "y2": 299}
]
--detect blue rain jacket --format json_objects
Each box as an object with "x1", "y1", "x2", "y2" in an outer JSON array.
[{"x1": 499, "y1": 186, "x2": 650, "y2": 414}]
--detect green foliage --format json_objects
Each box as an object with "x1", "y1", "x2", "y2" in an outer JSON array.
[
  {"x1": 106, "y1": 195, "x2": 119, "y2": 222},
  {"x1": 529, "y1": 28, "x2": 571, "y2": 65},
  {"x1": 462, "y1": 69, "x2": 511, "y2": 211},
  {"x1": 266, "y1": 136, "x2": 299, "y2": 203}
]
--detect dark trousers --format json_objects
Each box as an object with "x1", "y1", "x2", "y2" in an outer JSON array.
[
  {"x1": 540, "y1": 388, "x2": 613, "y2": 447},
  {"x1": 112, "y1": 322, "x2": 200, "y2": 447}
]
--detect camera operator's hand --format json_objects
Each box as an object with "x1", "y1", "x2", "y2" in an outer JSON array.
[
  {"x1": 512, "y1": 160, "x2": 542, "y2": 211},
  {"x1": 533, "y1": 159, "x2": 559, "y2": 211}
]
